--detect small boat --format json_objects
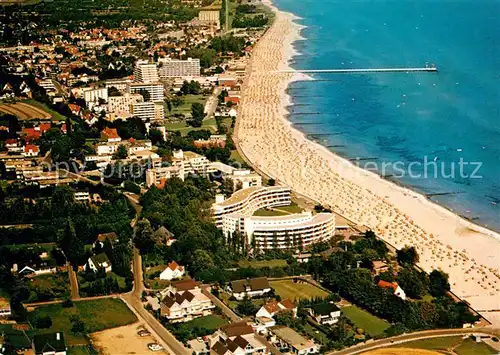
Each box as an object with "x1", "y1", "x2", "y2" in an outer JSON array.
[{"x1": 457, "y1": 148, "x2": 463, "y2": 152}]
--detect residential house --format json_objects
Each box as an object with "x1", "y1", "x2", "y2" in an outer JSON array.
[
  {"x1": 228, "y1": 277, "x2": 272, "y2": 300},
  {"x1": 160, "y1": 279, "x2": 215, "y2": 322},
  {"x1": 32, "y1": 332, "x2": 67, "y2": 355},
  {"x1": 159, "y1": 261, "x2": 185, "y2": 281},
  {"x1": 209, "y1": 321, "x2": 271, "y2": 355},
  {"x1": 85, "y1": 253, "x2": 112, "y2": 273},
  {"x1": 93, "y1": 232, "x2": 119, "y2": 249},
  {"x1": 256, "y1": 299, "x2": 297, "y2": 320},
  {"x1": 0, "y1": 297, "x2": 11, "y2": 318},
  {"x1": 372, "y1": 260, "x2": 390, "y2": 276},
  {"x1": 269, "y1": 326, "x2": 319, "y2": 355},
  {"x1": 377, "y1": 280, "x2": 406, "y2": 300},
  {"x1": 16, "y1": 260, "x2": 57, "y2": 276},
  {"x1": 101, "y1": 127, "x2": 121, "y2": 142},
  {"x1": 153, "y1": 226, "x2": 176, "y2": 246},
  {"x1": 308, "y1": 302, "x2": 341, "y2": 325}
]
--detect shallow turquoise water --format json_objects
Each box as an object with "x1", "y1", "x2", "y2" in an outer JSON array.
[{"x1": 274, "y1": 0, "x2": 500, "y2": 231}]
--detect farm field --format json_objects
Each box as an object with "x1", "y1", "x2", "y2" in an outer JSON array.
[
  {"x1": 270, "y1": 279, "x2": 330, "y2": 301},
  {"x1": 28, "y1": 298, "x2": 137, "y2": 345},
  {"x1": 23, "y1": 99, "x2": 67, "y2": 120},
  {"x1": 341, "y1": 305, "x2": 390, "y2": 337},
  {"x1": 0, "y1": 101, "x2": 52, "y2": 119}
]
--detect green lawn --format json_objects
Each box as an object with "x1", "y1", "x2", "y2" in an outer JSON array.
[
  {"x1": 184, "y1": 315, "x2": 228, "y2": 331},
  {"x1": 22, "y1": 99, "x2": 67, "y2": 121},
  {"x1": 167, "y1": 94, "x2": 207, "y2": 115},
  {"x1": 68, "y1": 346, "x2": 93, "y2": 355},
  {"x1": 29, "y1": 298, "x2": 137, "y2": 345},
  {"x1": 238, "y1": 259, "x2": 288, "y2": 269},
  {"x1": 253, "y1": 208, "x2": 289, "y2": 217},
  {"x1": 392, "y1": 336, "x2": 461, "y2": 351},
  {"x1": 27, "y1": 272, "x2": 70, "y2": 302},
  {"x1": 270, "y1": 279, "x2": 330, "y2": 301},
  {"x1": 163, "y1": 117, "x2": 218, "y2": 136},
  {"x1": 0, "y1": 324, "x2": 34, "y2": 350},
  {"x1": 274, "y1": 203, "x2": 303, "y2": 214},
  {"x1": 230, "y1": 149, "x2": 245, "y2": 164},
  {"x1": 340, "y1": 305, "x2": 390, "y2": 337},
  {"x1": 455, "y1": 338, "x2": 498, "y2": 355},
  {"x1": 303, "y1": 322, "x2": 329, "y2": 345}
]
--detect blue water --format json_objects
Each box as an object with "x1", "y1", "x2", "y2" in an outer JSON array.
[{"x1": 274, "y1": 0, "x2": 500, "y2": 231}]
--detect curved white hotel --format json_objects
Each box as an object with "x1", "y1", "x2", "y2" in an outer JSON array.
[
  {"x1": 212, "y1": 186, "x2": 335, "y2": 250},
  {"x1": 212, "y1": 186, "x2": 292, "y2": 228},
  {"x1": 224, "y1": 212, "x2": 336, "y2": 250}
]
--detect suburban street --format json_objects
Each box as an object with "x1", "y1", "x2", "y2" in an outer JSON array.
[
  {"x1": 121, "y1": 249, "x2": 191, "y2": 355},
  {"x1": 68, "y1": 264, "x2": 80, "y2": 299}
]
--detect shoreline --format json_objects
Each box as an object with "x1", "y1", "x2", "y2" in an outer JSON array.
[{"x1": 234, "y1": 0, "x2": 500, "y2": 319}]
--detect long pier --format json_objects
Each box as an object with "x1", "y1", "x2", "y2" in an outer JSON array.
[{"x1": 275, "y1": 67, "x2": 438, "y2": 74}]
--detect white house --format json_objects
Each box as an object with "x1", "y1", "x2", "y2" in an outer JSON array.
[
  {"x1": 377, "y1": 280, "x2": 406, "y2": 300},
  {"x1": 228, "y1": 277, "x2": 272, "y2": 300},
  {"x1": 256, "y1": 299, "x2": 297, "y2": 320},
  {"x1": 160, "y1": 279, "x2": 215, "y2": 322},
  {"x1": 85, "y1": 253, "x2": 112, "y2": 273},
  {"x1": 159, "y1": 261, "x2": 185, "y2": 280},
  {"x1": 308, "y1": 302, "x2": 341, "y2": 325}
]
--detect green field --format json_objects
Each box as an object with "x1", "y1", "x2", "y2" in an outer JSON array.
[
  {"x1": 238, "y1": 259, "x2": 288, "y2": 269},
  {"x1": 270, "y1": 279, "x2": 330, "y2": 301},
  {"x1": 23, "y1": 99, "x2": 67, "y2": 121},
  {"x1": 167, "y1": 94, "x2": 207, "y2": 115},
  {"x1": 455, "y1": 338, "x2": 498, "y2": 355},
  {"x1": 230, "y1": 149, "x2": 245, "y2": 164},
  {"x1": 163, "y1": 117, "x2": 218, "y2": 136},
  {"x1": 29, "y1": 298, "x2": 137, "y2": 345},
  {"x1": 184, "y1": 315, "x2": 227, "y2": 331},
  {"x1": 253, "y1": 208, "x2": 289, "y2": 217},
  {"x1": 340, "y1": 305, "x2": 390, "y2": 337}
]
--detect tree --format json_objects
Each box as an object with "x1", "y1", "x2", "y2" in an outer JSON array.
[
  {"x1": 189, "y1": 103, "x2": 205, "y2": 127},
  {"x1": 32, "y1": 314, "x2": 52, "y2": 329},
  {"x1": 396, "y1": 268, "x2": 428, "y2": 299},
  {"x1": 429, "y1": 269, "x2": 450, "y2": 297},
  {"x1": 113, "y1": 144, "x2": 128, "y2": 159},
  {"x1": 191, "y1": 249, "x2": 214, "y2": 273},
  {"x1": 236, "y1": 296, "x2": 258, "y2": 316},
  {"x1": 70, "y1": 315, "x2": 85, "y2": 333},
  {"x1": 397, "y1": 246, "x2": 419, "y2": 265},
  {"x1": 58, "y1": 218, "x2": 84, "y2": 266},
  {"x1": 133, "y1": 219, "x2": 157, "y2": 253}
]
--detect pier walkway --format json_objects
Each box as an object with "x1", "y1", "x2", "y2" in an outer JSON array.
[{"x1": 274, "y1": 67, "x2": 438, "y2": 74}]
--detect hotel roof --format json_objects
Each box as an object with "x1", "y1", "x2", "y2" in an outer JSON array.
[{"x1": 215, "y1": 186, "x2": 290, "y2": 208}]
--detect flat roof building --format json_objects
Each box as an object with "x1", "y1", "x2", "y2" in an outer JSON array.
[{"x1": 158, "y1": 58, "x2": 201, "y2": 78}]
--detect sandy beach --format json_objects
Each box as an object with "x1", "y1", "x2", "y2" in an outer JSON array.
[{"x1": 235, "y1": 0, "x2": 500, "y2": 319}]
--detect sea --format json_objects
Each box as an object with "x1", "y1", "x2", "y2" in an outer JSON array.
[{"x1": 273, "y1": 0, "x2": 500, "y2": 232}]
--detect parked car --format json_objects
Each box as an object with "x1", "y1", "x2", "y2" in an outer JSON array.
[
  {"x1": 148, "y1": 343, "x2": 163, "y2": 352},
  {"x1": 138, "y1": 329, "x2": 151, "y2": 337}
]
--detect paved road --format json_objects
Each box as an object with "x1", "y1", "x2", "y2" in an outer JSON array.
[
  {"x1": 68, "y1": 264, "x2": 80, "y2": 299},
  {"x1": 201, "y1": 286, "x2": 242, "y2": 322},
  {"x1": 121, "y1": 249, "x2": 190, "y2": 355},
  {"x1": 330, "y1": 328, "x2": 500, "y2": 355},
  {"x1": 204, "y1": 87, "x2": 221, "y2": 119}
]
